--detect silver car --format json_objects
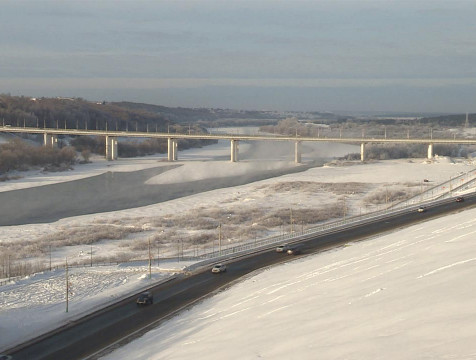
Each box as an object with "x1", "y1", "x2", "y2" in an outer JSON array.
[
  {"x1": 211, "y1": 264, "x2": 227, "y2": 273},
  {"x1": 276, "y1": 244, "x2": 290, "y2": 253}
]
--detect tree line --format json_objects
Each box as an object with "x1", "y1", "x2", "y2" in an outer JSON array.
[{"x1": 0, "y1": 95, "x2": 171, "y2": 132}]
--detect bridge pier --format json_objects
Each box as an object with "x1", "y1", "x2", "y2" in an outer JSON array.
[
  {"x1": 427, "y1": 143, "x2": 433, "y2": 159},
  {"x1": 294, "y1": 141, "x2": 301, "y2": 163},
  {"x1": 230, "y1": 139, "x2": 239, "y2": 162},
  {"x1": 105, "y1": 136, "x2": 118, "y2": 161},
  {"x1": 361, "y1": 143, "x2": 366, "y2": 161},
  {"x1": 167, "y1": 138, "x2": 178, "y2": 161},
  {"x1": 43, "y1": 133, "x2": 58, "y2": 148}
]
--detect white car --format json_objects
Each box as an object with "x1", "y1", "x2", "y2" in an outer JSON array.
[
  {"x1": 276, "y1": 244, "x2": 290, "y2": 253},
  {"x1": 211, "y1": 264, "x2": 227, "y2": 273},
  {"x1": 417, "y1": 206, "x2": 426, "y2": 213}
]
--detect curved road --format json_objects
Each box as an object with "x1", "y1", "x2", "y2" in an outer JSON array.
[{"x1": 7, "y1": 196, "x2": 475, "y2": 360}]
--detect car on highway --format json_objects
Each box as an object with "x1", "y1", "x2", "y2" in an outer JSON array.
[
  {"x1": 287, "y1": 246, "x2": 302, "y2": 255},
  {"x1": 417, "y1": 206, "x2": 426, "y2": 213},
  {"x1": 0, "y1": 355, "x2": 12, "y2": 360},
  {"x1": 211, "y1": 264, "x2": 227, "y2": 273},
  {"x1": 456, "y1": 196, "x2": 465, "y2": 202},
  {"x1": 276, "y1": 244, "x2": 290, "y2": 253},
  {"x1": 136, "y1": 291, "x2": 153, "y2": 306}
]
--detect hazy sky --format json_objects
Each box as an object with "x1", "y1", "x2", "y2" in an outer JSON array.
[{"x1": 1, "y1": 0, "x2": 475, "y2": 113}]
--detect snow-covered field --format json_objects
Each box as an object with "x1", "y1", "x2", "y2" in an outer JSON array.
[
  {"x1": 1, "y1": 135, "x2": 476, "y2": 358},
  {"x1": 0, "y1": 154, "x2": 472, "y2": 271}
]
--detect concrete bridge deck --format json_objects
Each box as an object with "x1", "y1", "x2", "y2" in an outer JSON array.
[{"x1": 1, "y1": 125, "x2": 475, "y2": 162}]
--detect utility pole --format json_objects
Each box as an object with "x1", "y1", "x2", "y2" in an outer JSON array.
[
  {"x1": 290, "y1": 208, "x2": 294, "y2": 234},
  {"x1": 343, "y1": 197, "x2": 347, "y2": 220},
  {"x1": 157, "y1": 240, "x2": 160, "y2": 267},
  {"x1": 65, "y1": 258, "x2": 69, "y2": 313},
  {"x1": 148, "y1": 238, "x2": 151, "y2": 279},
  {"x1": 219, "y1": 224, "x2": 222, "y2": 256}
]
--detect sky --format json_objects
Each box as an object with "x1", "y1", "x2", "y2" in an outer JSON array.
[{"x1": 1, "y1": 0, "x2": 476, "y2": 113}]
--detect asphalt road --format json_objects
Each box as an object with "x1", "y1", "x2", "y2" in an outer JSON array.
[{"x1": 7, "y1": 195, "x2": 476, "y2": 360}]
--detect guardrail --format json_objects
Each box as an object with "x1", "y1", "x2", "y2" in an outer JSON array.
[{"x1": 190, "y1": 173, "x2": 476, "y2": 267}]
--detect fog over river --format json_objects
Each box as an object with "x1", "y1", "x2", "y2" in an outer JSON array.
[{"x1": 0, "y1": 131, "x2": 358, "y2": 226}]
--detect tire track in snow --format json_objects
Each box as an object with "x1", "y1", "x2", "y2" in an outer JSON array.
[{"x1": 417, "y1": 258, "x2": 476, "y2": 278}]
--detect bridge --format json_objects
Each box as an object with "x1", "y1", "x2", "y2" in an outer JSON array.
[{"x1": 1, "y1": 125, "x2": 475, "y2": 162}]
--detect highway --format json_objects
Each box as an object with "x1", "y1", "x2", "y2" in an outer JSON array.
[{"x1": 7, "y1": 195, "x2": 476, "y2": 360}]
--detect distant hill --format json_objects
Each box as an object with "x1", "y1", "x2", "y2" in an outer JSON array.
[
  {"x1": 418, "y1": 113, "x2": 475, "y2": 127},
  {"x1": 112, "y1": 101, "x2": 286, "y2": 126},
  {"x1": 111, "y1": 102, "x2": 354, "y2": 126},
  {"x1": 5, "y1": 94, "x2": 455, "y2": 130},
  {"x1": 0, "y1": 95, "x2": 171, "y2": 132}
]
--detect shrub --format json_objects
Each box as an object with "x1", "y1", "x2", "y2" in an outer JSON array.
[{"x1": 0, "y1": 139, "x2": 77, "y2": 174}]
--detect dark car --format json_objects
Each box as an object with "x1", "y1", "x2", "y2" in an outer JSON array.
[
  {"x1": 0, "y1": 355, "x2": 12, "y2": 360},
  {"x1": 136, "y1": 291, "x2": 153, "y2": 305},
  {"x1": 456, "y1": 196, "x2": 465, "y2": 202},
  {"x1": 287, "y1": 246, "x2": 302, "y2": 255}
]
